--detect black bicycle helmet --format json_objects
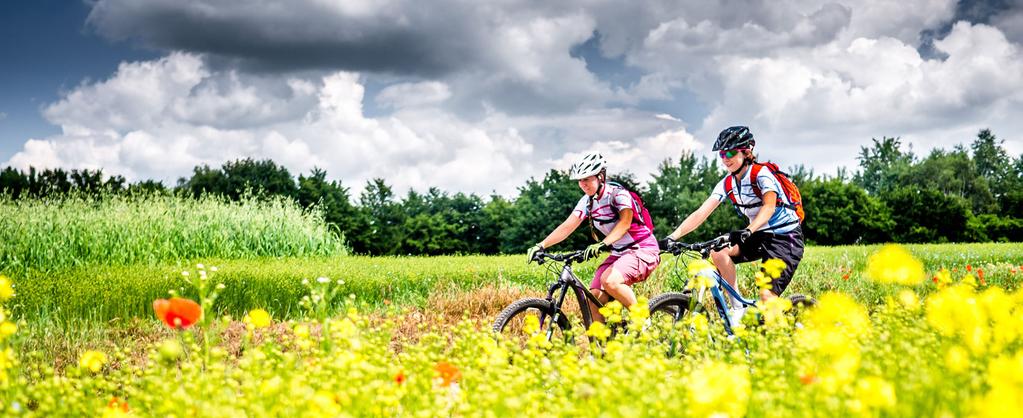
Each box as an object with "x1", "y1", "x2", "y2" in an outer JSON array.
[{"x1": 712, "y1": 126, "x2": 755, "y2": 151}]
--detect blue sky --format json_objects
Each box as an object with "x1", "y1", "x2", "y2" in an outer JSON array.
[
  {"x1": 0, "y1": 0, "x2": 158, "y2": 157},
  {"x1": 1, "y1": 0, "x2": 1021, "y2": 196}
]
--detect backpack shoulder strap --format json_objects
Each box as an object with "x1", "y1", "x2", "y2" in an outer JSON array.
[
  {"x1": 749, "y1": 163, "x2": 764, "y2": 200},
  {"x1": 724, "y1": 175, "x2": 739, "y2": 205}
]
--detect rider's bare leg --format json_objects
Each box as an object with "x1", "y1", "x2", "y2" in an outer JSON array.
[
  {"x1": 759, "y1": 288, "x2": 778, "y2": 302},
  {"x1": 588, "y1": 289, "x2": 609, "y2": 323},
  {"x1": 710, "y1": 245, "x2": 742, "y2": 293},
  {"x1": 601, "y1": 268, "x2": 637, "y2": 308}
]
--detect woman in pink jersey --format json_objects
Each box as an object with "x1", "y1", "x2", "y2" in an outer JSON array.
[{"x1": 526, "y1": 152, "x2": 661, "y2": 322}]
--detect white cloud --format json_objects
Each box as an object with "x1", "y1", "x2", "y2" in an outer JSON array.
[
  {"x1": 375, "y1": 81, "x2": 452, "y2": 109},
  {"x1": 5, "y1": 53, "x2": 680, "y2": 197},
  {"x1": 8, "y1": 0, "x2": 1023, "y2": 195},
  {"x1": 699, "y1": 22, "x2": 1023, "y2": 174}
]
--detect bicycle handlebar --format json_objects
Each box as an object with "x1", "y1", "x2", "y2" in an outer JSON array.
[
  {"x1": 530, "y1": 249, "x2": 586, "y2": 265},
  {"x1": 663, "y1": 234, "x2": 732, "y2": 256}
]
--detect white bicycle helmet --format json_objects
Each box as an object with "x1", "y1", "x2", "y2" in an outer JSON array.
[{"x1": 569, "y1": 151, "x2": 606, "y2": 180}]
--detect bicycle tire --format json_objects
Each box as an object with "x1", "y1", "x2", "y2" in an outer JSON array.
[{"x1": 492, "y1": 298, "x2": 573, "y2": 344}]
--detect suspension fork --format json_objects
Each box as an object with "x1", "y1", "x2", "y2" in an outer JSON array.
[{"x1": 541, "y1": 266, "x2": 574, "y2": 340}]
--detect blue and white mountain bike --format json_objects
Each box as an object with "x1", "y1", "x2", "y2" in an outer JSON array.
[{"x1": 647, "y1": 234, "x2": 816, "y2": 338}]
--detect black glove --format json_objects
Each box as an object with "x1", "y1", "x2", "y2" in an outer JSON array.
[
  {"x1": 729, "y1": 228, "x2": 752, "y2": 245},
  {"x1": 658, "y1": 236, "x2": 677, "y2": 251}
]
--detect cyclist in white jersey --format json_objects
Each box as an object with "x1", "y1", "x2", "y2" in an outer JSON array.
[
  {"x1": 526, "y1": 152, "x2": 660, "y2": 323},
  {"x1": 661, "y1": 126, "x2": 805, "y2": 313}
]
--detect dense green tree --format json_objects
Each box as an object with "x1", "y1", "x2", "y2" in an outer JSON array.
[
  {"x1": 800, "y1": 178, "x2": 892, "y2": 244},
  {"x1": 645, "y1": 153, "x2": 741, "y2": 242},
  {"x1": 355, "y1": 178, "x2": 405, "y2": 255},
  {"x1": 855, "y1": 137, "x2": 914, "y2": 195},
  {"x1": 903, "y1": 146, "x2": 996, "y2": 213},
  {"x1": 297, "y1": 168, "x2": 358, "y2": 246},
  {"x1": 883, "y1": 188, "x2": 972, "y2": 243},
  {"x1": 500, "y1": 170, "x2": 590, "y2": 254}
]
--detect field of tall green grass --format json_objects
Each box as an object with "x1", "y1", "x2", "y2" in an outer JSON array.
[{"x1": 0, "y1": 193, "x2": 346, "y2": 273}]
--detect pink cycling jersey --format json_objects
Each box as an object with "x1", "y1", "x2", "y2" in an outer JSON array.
[{"x1": 571, "y1": 182, "x2": 658, "y2": 256}]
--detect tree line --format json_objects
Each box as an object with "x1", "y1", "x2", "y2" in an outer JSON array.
[{"x1": 2, "y1": 129, "x2": 1021, "y2": 254}]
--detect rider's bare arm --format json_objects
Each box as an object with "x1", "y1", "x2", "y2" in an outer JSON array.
[
  {"x1": 747, "y1": 191, "x2": 777, "y2": 232},
  {"x1": 539, "y1": 214, "x2": 584, "y2": 248},
  {"x1": 602, "y1": 208, "x2": 633, "y2": 245},
  {"x1": 669, "y1": 196, "x2": 720, "y2": 240}
]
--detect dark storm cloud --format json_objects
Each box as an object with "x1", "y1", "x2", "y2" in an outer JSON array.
[
  {"x1": 919, "y1": 0, "x2": 1021, "y2": 58},
  {"x1": 85, "y1": 0, "x2": 485, "y2": 76}
]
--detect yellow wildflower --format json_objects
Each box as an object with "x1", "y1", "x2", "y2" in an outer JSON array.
[
  {"x1": 244, "y1": 309, "x2": 272, "y2": 329},
  {"x1": 686, "y1": 361, "x2": 751, "y2": 418},
  {"x1": 762, "y1": 258, "x2": 787, "y2": 279},
  {"x1": 0, "y1": 275, "x2": 13, "y2": 300},
  {"x1": 962, "y1": 273, "x2": 977, "y2": 288},
  {"x1": 687, "y1": 259, "x2": 715, "y2": 277},
  {"x1": 856, "y1": 376, "x2": 896, "y2": 409},
  {"x1": 945, "y1": 345, "x2": 970, "y2": 373},
  {"x1": 0, "y1": 321, "x2": 16, "y2": 338},
  {"x1": 79, "y1": 350, "x2": 108, "y2": 373},
  {"x1": 754, "y1": 271, "x2": 772, "y2": 291},
  {"x1": 758, "y1": 297, "x2": 793, "y2": 330},
  {"x1": 585, "y1": 321, "x2": 611, "y2": 341},
  {"x1": 866, "y1": 245, "x2": 924, "y2": 285},
  {"x1": 897, "y1": 289, "x2": 920, "y2": 311},
  {"x1": 934, "y1": 268, "x2": 953, "y2": 288},
  {"x1": 522, "y1": 314, "x2": 541, "y2": 335}
]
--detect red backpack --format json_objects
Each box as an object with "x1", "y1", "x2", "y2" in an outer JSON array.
[
  {"x1": 587, "y1": 182, "x2": 654, "y2": 242},
  {"x1": 724, "y1": 162, "x2": 805, "y2": 224}
]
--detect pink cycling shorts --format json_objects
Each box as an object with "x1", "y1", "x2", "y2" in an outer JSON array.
[{"x1": 590, "y1": 248, "x2": 660, "y2": 290}]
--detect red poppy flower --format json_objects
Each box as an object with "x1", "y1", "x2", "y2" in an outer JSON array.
[
  {"x1": 932, "y1": 276, "x2": 939, "y2": 284},
  {"x1": 799, "y1": 373, "x2": 816, "y2": 385},
  {"x1": 978, "y1": 269, "x2": 986, "y2": 286},
  {"x1": 107, "y1": 396, "x2": 130, "y2": 413},
  {"x1": 842, "y1": 274, "x2": 850, "y2": 280},
  {"x1": 435, "y1": 362, "x2": 461, "y2": 387},
  {"x1": 153, "y1": 298, "x2": 202, "y2": 329},
  {"x1": 966, "y1": 264, "x2": 972, "y2": 272},
  {"x1": 394, "y1": 371, "x2": 406, "y2": 385}
]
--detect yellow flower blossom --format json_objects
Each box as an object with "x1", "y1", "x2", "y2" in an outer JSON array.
[
  {"x1": 79, "y1": 350, "x2": 108, "y2": 373},
  {"x1": 686, "y1": 361, "x2": 750, "y2": 418},
  {"x1": 897, "y1": 289, "x2": 920, "y2": 311},
  {"x1": 945, "y1": 345, "x2": 970, "y2": 373},
  {"x1": 522, "y1": 314, "x2": 540, "y2": 335},
  {"x1": 0, "y1": 321, "x2": 16, "y2": 338},
  {"x1": 758, "y1": 297, "x2": 793, "y2": 330},
  {"x1": 585, "y1": 321, "x2": 611, "y2": 341},
  {"x1": 754, "y1": 271, "x2": 772, "y2": 291},
  {"x1": 762, "y1": 258, "x2": 787, "y2": 279},
  {"x1": 0, "y1": 275, "x2": 13, "y2": 300},
  {"x1": 856, "y1": 376, "x2": 896, "y2": 409},
  {"x1": 244, "y1": 309, "x2": 272, "y2": 329},
  {"x1": 866, "y1": 245, "x2": 924, "y2": 285}
]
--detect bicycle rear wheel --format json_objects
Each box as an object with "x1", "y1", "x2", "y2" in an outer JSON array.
[{"x1": 492, "y1": 298, "x2": 573, "y2": 346}]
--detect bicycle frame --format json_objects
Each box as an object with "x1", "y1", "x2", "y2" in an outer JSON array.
[
  {"x1": 696, "y1": 267, "x2": 757, "y2": 336},
  {"x1": 542, "y1": 262, "x2": 603, "y2": 339}
]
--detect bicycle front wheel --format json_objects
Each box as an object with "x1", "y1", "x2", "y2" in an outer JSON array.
[{"x1": 492, "y1": 298, "x2": 572, "y2": 346}]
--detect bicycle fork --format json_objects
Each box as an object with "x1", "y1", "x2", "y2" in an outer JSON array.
[{"x1": 541, "y1": 266, "x2": 574, "y2": 341}]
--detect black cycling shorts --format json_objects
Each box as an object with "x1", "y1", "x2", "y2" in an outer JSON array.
[{"x1": 731, "y1": 226, "x2": 805, "y2": 296}]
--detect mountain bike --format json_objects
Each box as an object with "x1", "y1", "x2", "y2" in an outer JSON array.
[
  {"x1": 492, "y1": 249, "x2": 604, "y2": 345},
  {"x1": 648, "y1": 234, "x2": 816, "y2": 338}
]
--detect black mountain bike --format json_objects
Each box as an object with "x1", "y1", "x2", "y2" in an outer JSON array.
[
  {"x1": 648, "y1": 234, "x2": 816, "y2": 337},
  {"x1": 492, "y1": 249, "x2": 604, "y2": 344}
]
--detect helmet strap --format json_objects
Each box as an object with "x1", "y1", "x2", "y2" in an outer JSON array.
[{"x1": 595, "y1": 170, "x2": 608, "y2": 198}]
